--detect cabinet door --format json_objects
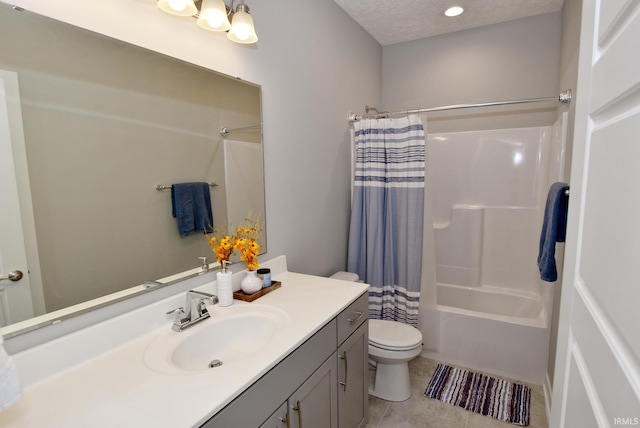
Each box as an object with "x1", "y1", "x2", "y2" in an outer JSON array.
[
  {"x1": 260, "y1": 402, "x2": 289, "y2": 428},
  {"x1": 289, "y1": 356, "x2": 337, "y2": 428},
  {"x1": 338, "y1": 321, "x2": 368, "y2": 428}
]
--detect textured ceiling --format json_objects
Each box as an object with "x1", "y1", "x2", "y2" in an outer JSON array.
[{"x1": 333, "y1": 0, "x2": 564, "y2": 46}]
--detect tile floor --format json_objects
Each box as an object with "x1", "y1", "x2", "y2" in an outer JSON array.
[{"x1": 366, "y1": 357, "x2": 548, "y2": 428}]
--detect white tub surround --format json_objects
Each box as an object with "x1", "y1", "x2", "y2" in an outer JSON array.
[
  {"x1": 0, "y1": 256, "x2": 368, "y2": 428},
  {"x1": 430, "y1": 122, "x2": 566, "y2": 296},
  {"x1": 424, "y1": 283, "x2": 549, "y2": 384},
  {"x1": 424, "y1": 117, "x2": 568, "y2": 385}
]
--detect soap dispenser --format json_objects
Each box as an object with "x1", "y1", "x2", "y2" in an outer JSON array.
[{"x1": 217, "y1": 260, "x2": 233, "y2": 307}]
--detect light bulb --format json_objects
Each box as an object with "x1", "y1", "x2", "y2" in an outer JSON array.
[
  {"x1": 168, "y1": 0, "x2": 189, "y2": 12},
  {"x1": 157, "y1": 0, "x2": 198, "y2": 16},
  {"x1": 197, "y1": 0, "x2": 231, "y2": 31},
  {"x1": 207, "y1": 12, "x2": 227, "y2": 28},
  {"x1": 227, "y1": 10, "x2": 258, "y2": 44},
  {"x1": 233, "y1": 22, "x2": 250, "y2": 40}
]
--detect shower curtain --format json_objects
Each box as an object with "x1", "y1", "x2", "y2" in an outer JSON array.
[{"x1": 347, "y1": 115, "x2": 426, "y2": 326}]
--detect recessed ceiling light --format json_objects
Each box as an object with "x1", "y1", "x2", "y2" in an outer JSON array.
[{"x1": 444, "y1": 6, "x2": 464, "y2": 17}]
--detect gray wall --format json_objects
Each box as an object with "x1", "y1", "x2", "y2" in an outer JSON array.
[
  {"x1": 381, "y1": 13, "x2": 562, "y2": 133},
  {"x1": 246, "y1": 0, "x2": 382, "y2": 276}
]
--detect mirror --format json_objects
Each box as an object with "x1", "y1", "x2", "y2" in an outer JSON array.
[{"x1": 0, "y1": 4, "x2": 266, "y2": 334}]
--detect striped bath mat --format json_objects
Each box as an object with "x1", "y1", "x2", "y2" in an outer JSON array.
[{"x1": 424, "y1": 364, "x2": 531, "y2": 426}]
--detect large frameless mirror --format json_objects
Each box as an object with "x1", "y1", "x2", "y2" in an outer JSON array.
[{"x1": 0, "y1": 3, "x2": 266, "y2": 336}]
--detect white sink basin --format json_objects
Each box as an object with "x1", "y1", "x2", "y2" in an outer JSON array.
[{"x1": 144, "y1": 304, "x2": 289, "y2": 375}]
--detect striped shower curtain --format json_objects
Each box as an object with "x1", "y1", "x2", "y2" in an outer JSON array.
[{"x1": 347, "y1": 115, "x2": 425, "y2": 326}]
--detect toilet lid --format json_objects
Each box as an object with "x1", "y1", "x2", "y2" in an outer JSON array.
[{"x1": 369, "y1": 319, "x2": 422, "y2": 351}]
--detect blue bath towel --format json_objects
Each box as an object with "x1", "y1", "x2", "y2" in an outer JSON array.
[
  {"x1": 171, "y1": 182, "x2": 214, "y2": 237},
  {"x1": 538, "y1": 182, "x2": 570, "y2": 282}
]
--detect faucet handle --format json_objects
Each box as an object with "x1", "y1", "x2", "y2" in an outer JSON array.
[
  {"x1": 196, "y1": 300, "x2": 209, "y2": 317},
  {"x1": 188, "y1": 290, "x2": 218, "y2": 305},
  {"x1": 167, "y1": 307, "x2": 189, "y2": 332},
  {"x1": 166, "y1": 307, "x2": 186, "y2": 317}
]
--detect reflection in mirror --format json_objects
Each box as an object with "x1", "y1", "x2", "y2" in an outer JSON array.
[{"x1": 0, "y1": 4, "x2": 265, "y2": 335}]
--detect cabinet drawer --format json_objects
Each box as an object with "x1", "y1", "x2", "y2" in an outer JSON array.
[{"x1": 336, "y1": 291, "x2": 368, "y2": 345}]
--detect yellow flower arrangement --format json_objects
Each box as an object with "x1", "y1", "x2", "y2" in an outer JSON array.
[
  {"x1": 206, "y1": 224, "x2": 236, "y2": 265},
  {"x1": 205, "y1": 215, "x2": 263, "y2": 269},
  {"x1": 233, "y1": 218, "x2": 262, "y2": 271}
]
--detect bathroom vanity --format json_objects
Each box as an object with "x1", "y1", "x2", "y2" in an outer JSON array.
[
  {"x1": 0, "y1": 256, "x2": 369, "y2": 428},
  {"x1": 207, "y1": 290, "x2": 368, "y2": 427}
]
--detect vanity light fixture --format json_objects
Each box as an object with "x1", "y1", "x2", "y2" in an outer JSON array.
[
  {"x1": 157, "y1": 0, "x2": 258, "y2": 44},
  {"x1": 444, "y1": 6, "x2": 464, "y2": 17},
  {"x1": 226, "y1": 2, "x2": 258, "y2": 44}
]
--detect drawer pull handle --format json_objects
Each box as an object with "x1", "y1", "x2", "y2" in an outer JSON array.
[
  {"x1": 339, "y1": 352, "x2": 348, "y2": 391},
  {"x1": 278, "y1": 412, "x2": 290, "y2": 428},
  {"x1": 347, "y1": 310, "x2": 365, "y2": 324},
  {"x1": 291, "y1": 400, "x2": 303, "y2": 428}
]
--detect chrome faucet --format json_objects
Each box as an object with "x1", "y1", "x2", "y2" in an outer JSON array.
[{"x1": 167, "y1": 290, "x2": 219, "y2": 332}]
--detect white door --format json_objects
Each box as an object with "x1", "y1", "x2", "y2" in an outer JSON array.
[
  {"x1": 550, "y1": 1, "x2": 640, "y2": 426},
  {"x1": 0, "y1": 70, "x2": 36, "y2": 326}
]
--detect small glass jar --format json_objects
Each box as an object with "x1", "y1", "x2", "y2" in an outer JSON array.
[{"x1": 257, "y1": 268, "x2": 271, "y2": 288}]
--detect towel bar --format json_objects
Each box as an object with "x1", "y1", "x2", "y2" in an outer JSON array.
[
  {"x1": 564, "y1": 189, "x2": 570, "y2": 196},
  {"x1": 156, "y1": 183, "x2": 218, "y2": 191}
]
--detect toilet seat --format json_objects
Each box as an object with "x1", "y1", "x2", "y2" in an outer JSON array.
[{"x1": 369, "y1": 319, "x2": 422, "y2": 351}]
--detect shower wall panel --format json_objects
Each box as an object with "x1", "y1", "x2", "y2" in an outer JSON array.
[
  {"x1": 433, "y1": 205, "x2": 483, "y2": 288},
  {"x1": 429, "y1": 125, "x2": 554, "y2": 294}
]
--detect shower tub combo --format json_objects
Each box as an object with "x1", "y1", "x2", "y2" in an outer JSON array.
[
  {"x1": 431, "y1": 282, "x2": 549, "y2": 384},
  {"x1": 423, "y1": 115, "x2": 567, "y2": 385}
]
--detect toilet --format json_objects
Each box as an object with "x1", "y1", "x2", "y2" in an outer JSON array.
[{"x1": 330, "y1": 271, "x2": 423, "y2": 402}]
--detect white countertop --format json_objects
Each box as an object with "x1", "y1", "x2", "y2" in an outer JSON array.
[{"x1": 0, "y1": 258, "x2": 368, "y2": 428}]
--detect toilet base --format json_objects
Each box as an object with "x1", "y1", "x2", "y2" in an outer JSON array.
[{"x1": 368, "y1": 360, "x2": 412, "y2": 402}]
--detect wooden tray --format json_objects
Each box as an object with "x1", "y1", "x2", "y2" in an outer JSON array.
[{"x1": 233, "y1": 281, "x2": 282, "y2": 302}]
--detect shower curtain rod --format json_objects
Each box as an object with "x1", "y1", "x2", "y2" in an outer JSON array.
[{"x1": 348, "y1": 89, "x2": 572, "y2": 122}]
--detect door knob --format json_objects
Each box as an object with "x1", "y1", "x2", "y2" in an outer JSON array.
[{"x1": 0, "y1": 270, "x2": 23, "y2": 282}]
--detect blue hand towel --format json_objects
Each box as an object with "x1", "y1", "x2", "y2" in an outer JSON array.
[
  {"x1": 538, "y1": 182, "x2": 570, "y2": 282},
  {"x1": 171, "y1": 182, "x2": 214, "y2": 237}
]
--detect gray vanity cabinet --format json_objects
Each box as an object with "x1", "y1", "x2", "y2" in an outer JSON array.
[{"x1": 202, "y1": 290, "x2": 367, "y2": 428}]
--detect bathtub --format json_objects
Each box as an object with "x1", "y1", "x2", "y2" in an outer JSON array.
[
  {"x1": 437, "y1": 283, "x2": 546, "y2": 328},
  {"x1": 423, "y1": 283, "x2": 550, "y2": 384}
]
